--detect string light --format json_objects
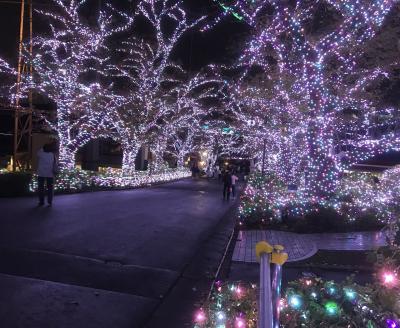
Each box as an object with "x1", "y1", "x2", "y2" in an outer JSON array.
[
  {"x1": 29, "y1": 0, "x2": 132, "y2": 170},
  {"x1": 325, "y1": 301, "x2": 339, "y2": 316},
  {"x1": 195, "y1": 309, "x2": 206, "y2": 324},
  {"x1": 387, "y1": 319, "x2": 400, "y2": 328},
  {"x1": 381, "y1": 270, "x2": 398, "y2": 287},
  {"x1": 108, "y1": 0, "x2": 222, "y2": 175},
  {"x1": 288, "y1": 294, "x2": 302, "y2": 309},
  {"x1": 195, "y1": 265, "x2": 400, "y2": 327},
  {"x1": 239, "y1": 167, "x2": 400, "y2": 231},
  {"x1": 30, "y1": 168, "x2": 191, "y2": 192},
  {"x1": 218, "y1": 0, "x2": 399, "y2": 199}
]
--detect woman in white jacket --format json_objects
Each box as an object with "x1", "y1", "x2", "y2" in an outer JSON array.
[{"x1": 37, "y1": 143, "x2": 57, "y2": 206}]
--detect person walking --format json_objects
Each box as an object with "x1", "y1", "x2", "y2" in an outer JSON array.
[
  {"x1": 231, "y1": 171, "x2": 239, "y2": 199},
  {"x1": 222, "y1": 170, "x2": 232, "y2": 201},
  {"x1": 216, "y1": 166, "x2": 221, "y2": 181},
  {"x1": 37, "y1": 143, "x2": 58, "y2": 207}
]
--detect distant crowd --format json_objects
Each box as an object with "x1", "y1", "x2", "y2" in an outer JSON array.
[{"x1": 191, "y1": 163, "x2": 248, "y2": 201}]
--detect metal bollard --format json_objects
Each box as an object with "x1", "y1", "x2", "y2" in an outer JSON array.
[
  {"x1": 256, "y1": 241, "x2": 274, "y2": 328},
  {"x1": 271, "y1": 245, "x2": 288, "y2": 328}
]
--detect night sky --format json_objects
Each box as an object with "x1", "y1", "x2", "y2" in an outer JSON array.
[
  {"x1": 0, "y1": 0, "x2": 399, "y2": 164},
  {"x1": 0, "y1": 0, "x2": 247, "y2": 69}
]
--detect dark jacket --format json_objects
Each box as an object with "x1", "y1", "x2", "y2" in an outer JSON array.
[{"x1": 223, "y1": 172, "x2": 232, "y2": 185}]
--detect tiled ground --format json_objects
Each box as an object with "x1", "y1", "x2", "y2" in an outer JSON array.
[
  {"x1": 233, "y1": 230, "x2": 318, "y2": 263},
  {"x1": 314, "y1": 231, "x2": 387, "y2": 251},
  {"x1": 232, "y1": 230, "x2": 387, "y2": 263}
]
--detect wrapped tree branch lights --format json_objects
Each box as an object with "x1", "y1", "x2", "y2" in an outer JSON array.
[
  {"x1": 220, "y1": 0, "x2": 400, "y2": 198},
  {"x1": 108, "y1": 1, "x2": 223, "y2": 175},
  {"x1": 1, "y1": 0, "x2": 133, "y2": 170},
  {"x1": 0, "y1": 0, "x2": 224, "y2": 175}
]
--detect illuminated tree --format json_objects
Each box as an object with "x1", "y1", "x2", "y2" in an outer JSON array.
[
  {"x1": 110, "y1": 0, "x2": 227, "y2": 174},
  {"x1": 0, "y1": 0, "x2": 133, "y2": 170},
  {"x1": 229, "y1": 0, "x2": 400, "y2": 196}
]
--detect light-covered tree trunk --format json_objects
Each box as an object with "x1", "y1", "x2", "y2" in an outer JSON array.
[{"x1": 122, "y1": 144, "x2": 140, "y2": 176}]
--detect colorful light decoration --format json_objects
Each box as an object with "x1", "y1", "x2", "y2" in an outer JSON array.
[
  {"x1": 325, "y1": 282, "x2": 337, "y2": 296},
  {"x1": 382, "y1": 270, "x2": 398, "y2": 287},
  {"x1": 387, "y1": 319, "x2": 400, "y2": 328},
  {"x1": 0, "y1": 0, "x2": 396, "y2": 197},
  {"x1": 216, "y1": 311, "x2": 226, "y2": 323},
  {"x1": 203, "y1": 0, "x2": 267, "y2": 30},
  {"x1": 0, "y1": 0, "x2": 224, "y2": 176},
  {"x1": 280, "y1": 275, "x2": 400, "y2": 326},
  {"x1": 196, "y1": 268, "x2": 400, "y2": 328},
  {"x1": 324, "y1": 301, "x2": 339, "y2": 316},
  {"x1": 239, "y1": 168, "x2": 400, "y2": 231},
  {"x1": 0, "y1": 0, "x2": 134, "y2": 170},
  {"x1": 288, "y1": 294, "x2": 302, "y2": 309},
  {"x1": 218, "y1": 0, "x2": 400, "y2": 201},
  {"x1": 235, "y1": 316, "x2": 246, "y2": 328},
  {"x1": 195, "y1": 309, "x2": 206, "y2": 324},
  {"x1": 107, "y1": 0, "x2": 223, "y2": 175},
  {"x1": 193, "y1": 282, "x2": 257, "y2": 328},
  {"x1": 29, "y1": 168, "x2": 191, "y2": 193},
  {"x1": 344, "y1": 288, "x2": 357, "y2": 301}
]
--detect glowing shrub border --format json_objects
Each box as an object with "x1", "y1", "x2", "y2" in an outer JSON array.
[
  {"x1": 29, "y1": 168, "x2": 191, "y2": 193},
  {"x1": 193, "y1": 281, "x2": 258, "y2": 328},
  {"x1": 194, "y1": 275, "x2": 400, "y2": 328},
  {"x1": 280, "y1": 276, "x2": 400, "y2": 327},
  {"x1": 239, "y1": 167, "x2": 400, "y2": 230}
]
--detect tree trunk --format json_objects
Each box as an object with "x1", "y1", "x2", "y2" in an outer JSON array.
[
  {"x1": 177, "y1": 156, "x2": 185, "y2": 168},
  {"x1": 150, "y1": 155, "x2": 165, "y2": 173},
  {"x1": 57, "y1": 123, "x2": 76, "y2": 170},
  {"x1": 150, "y1": 139, "x2": 167, "y2": 173},
  {"x1": 58, "y1": 144, "x2": 77, "y2": 170},
  {"x1": 122, "y1": 144, "x2": 140, "y2": 176},
  {"x1": 305, "y1": 122, "x2": 338, "y2": 198}
]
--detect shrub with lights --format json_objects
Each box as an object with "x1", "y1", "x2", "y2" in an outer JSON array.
[
  {"x1": 29, "y1": 167, "x2": 191, "y2": 193},
  {"x1": 194, "y1": 281, "x2": 258, "y2": 328},
  {"x1": 238, "y1": 167, "x2": 400, "y2": 231},
  {"x1": 280, "y1": 276, "x2": 400, "y2": 327},
  {"x1": 194, "y1": 271, "x2": 400, "y2": 328}
]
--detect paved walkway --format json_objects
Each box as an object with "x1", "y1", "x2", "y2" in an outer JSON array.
[
  {"x1": 232, "y1": 230, "x2": 387, "y2": 263},
  {"x1": 0, "y1": 179, "x2": 239, "y2": 328}
]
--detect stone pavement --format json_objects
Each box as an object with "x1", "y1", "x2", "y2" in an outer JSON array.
[
  {"x1": 232, "y1": 230, "x2": 387, "y2": 263},
  {"x1": 0, "y1": 179, "x2": 240, "y2": 328}
]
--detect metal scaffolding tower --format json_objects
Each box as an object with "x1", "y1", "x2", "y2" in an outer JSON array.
[{"x1": 12, "y1": 0, "x2": 33, "y2": 171}]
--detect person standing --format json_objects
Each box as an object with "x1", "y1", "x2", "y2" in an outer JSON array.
[
  {"x1": 222, "y1": 170, "x2": 232, "y2": 201},
  {"x1": 37, "y1": 143, "x2": 57, "y2": 207},
  {"x1": 231, "y1": 171, "x2": 239, "y2": 199}
]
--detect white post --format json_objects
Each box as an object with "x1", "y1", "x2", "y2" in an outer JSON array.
[
  {"x1": 271, "y1": 245, "x2": 288, "y2": 328},
  {"x1": 259, "y1": 252, "x2": 273, "y2": 328},
  {"x1": 256, "y1": 241, "x2": 274, "y2": 328},
  {"x1": 271, "y1": 262, "x2": 283, "y2": 328}
]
